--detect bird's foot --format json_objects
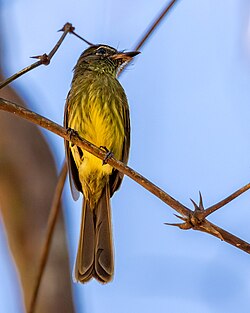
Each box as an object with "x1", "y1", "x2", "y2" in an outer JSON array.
[
  {"x1": 67, "y1": 127, "x2": 79, "y2": 141},
  {"x1": 100, "y1": 146, "x2": 114, "y2": 165}
]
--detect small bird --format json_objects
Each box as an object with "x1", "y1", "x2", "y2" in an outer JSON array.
[{"x1": 64, "y1": 44, "x2": 139, "y2": 283}]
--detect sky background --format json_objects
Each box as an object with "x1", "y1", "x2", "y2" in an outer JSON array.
[{"x1": 1, "y1": 0, "x2": 250, "y2": 312}]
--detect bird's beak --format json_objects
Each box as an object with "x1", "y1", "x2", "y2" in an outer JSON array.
[{"x1": 111, "y1": 51, "x2": 140, "y2": 62}]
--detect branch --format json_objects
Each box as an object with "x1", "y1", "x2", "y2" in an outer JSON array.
[
  {"x1": 134, "y1": 0, "x2": 179, "y2": 51},
  {"x1": 1, "y1": 97, "x2": 250, "y2": 254},
  {"x1": 0, "y1": 22, "x2": 82, "y2": 90},
  {"x1": 201, "y1": 183, "x2": 250, "y2": 218},
  {"x1": 28, "y1": 161, "x2": 67, "y2": 313},
  {"x1": 119, "y1": 0, "x2": 179, "y2": 76}
]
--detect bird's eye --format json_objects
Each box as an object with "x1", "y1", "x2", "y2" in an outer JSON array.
[{"x1": 96, "y1": 48, "x2": 107, "y2": 55}]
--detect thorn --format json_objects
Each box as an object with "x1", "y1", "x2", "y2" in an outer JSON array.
[
  {"x1": 164, "y1": 222, "x2": 184, "y2": 228},
  {"x1": 199, "y1": 191, "x2": 204, "y2": 211},
  {"x1": 164, "y1": 221, "x2": 192, "y2": 230},
  {"x1": 30, "y1": 53, "x2": 50, "y2": 65},
  {"x1": 190, "y1": 193, "x2": 205, "y2": 212},
  {"x1": 190, "y1": 198, "x2": 199, "y2": 211},
  {"x1": 58, "y1": 22, "x2": 75, "y2": 33},
  {"x1": 173, "y1": 214, "x2": 186, "y2": 221},
  {"x1": 164, "y1": 213, "x2": 192, "y2": 230}
]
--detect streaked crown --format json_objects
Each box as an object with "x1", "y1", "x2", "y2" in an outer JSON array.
[{"x1": 75, "y1": 44, "x2": 140, "y2": 76}]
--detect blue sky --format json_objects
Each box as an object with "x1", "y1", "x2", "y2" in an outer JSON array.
[{"x1": 1, "y1": 0, "x2": 250, "y2": 312}]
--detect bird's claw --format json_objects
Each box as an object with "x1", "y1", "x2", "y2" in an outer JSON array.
[
  {"x1": 67, "y1": 128, "x2": 79, "y2": 141},
  {"x1": 99, "y1": 146, "x2": 113, "y2": 165}
]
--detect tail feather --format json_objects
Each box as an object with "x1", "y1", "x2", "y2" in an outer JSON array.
[
  {"x1": 74, "y1": 198, "x2": 95, "y2": 283},
  {"x1": 74, "y1": 184, "x2": 114, "y2": 283},
  {"x1": 94, "y1": 185, "x2": 114, "y2": 282}
]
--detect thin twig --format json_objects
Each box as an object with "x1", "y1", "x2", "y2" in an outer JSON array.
[
  {"x1": 71, "y1": 31, "x2": 93, "y2": 46},
  {"x1": 201, "y1": 183, "x2": 250, "y2": 218},
  {"x1": 47, "y1": 23, "x2": 74, "y2": 60},
  {"x1": 0, "y1": 22, "x2": 74, "y2": 90},
  {"x1": 134, "y1": 0, "x2": 179, "y2": 51},
  {"x1": 28, "y1": 161, "x2": 67, "y2": 313},
  {"x1": 119, "y1": 0, "x2": 179, "y2": 76},
  {"x1": 0, "y1": 60, "x2": 43, "y2": 90},
  {"x1": 1, "y1": 97, "x2": 250, "y2": 254}
]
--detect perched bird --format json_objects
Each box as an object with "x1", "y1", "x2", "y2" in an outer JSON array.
[{"x1": 64, "y1": 44, "x2": 139, "y2": 283}]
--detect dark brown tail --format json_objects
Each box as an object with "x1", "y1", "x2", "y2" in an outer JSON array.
[{"x1": 74, "y1": 184, "x2": 114, "y2": 283}]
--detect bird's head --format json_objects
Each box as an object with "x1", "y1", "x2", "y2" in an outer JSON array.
[{"x1": 75, "y1": 44, "x2": 140, "y2": 76}]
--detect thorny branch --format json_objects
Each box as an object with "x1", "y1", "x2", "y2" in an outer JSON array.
[
  {"x1": 1, "y1": 96, "x2": 250, "y2": 254},
  {"x1": 0, "y1": 22, "x2": 78, "y2": 90}
]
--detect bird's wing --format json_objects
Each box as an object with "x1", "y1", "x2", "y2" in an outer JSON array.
[
  {"x1": 109, "y1": 97, "x2": 130, "y2": 197},
  {"x1": 64, "y1": 95, "x2": 81, "y2": 201}
]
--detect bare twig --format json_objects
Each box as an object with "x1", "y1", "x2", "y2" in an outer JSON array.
[
  {"x1": 200, "y1": 183, "x2": 250, "y2": 218},
  {"x1": 1, "y1": 97, "x2": 250, "y2": 254},
  {"x1": 134, "y1": 0, "x2": 179, "y2": 51},
  {"x1": 119, "y1": 0, "x2": 179, "y2": 76},
  {"x1": 71, "y1": 31, "x2": 93, "y2": 46},
  {"x1": 0, "y1": 22, "x2": 74, "y2": 90},
  {"x1": 28, "y1": 162, "x2": 67, "y2": 313},
  {"x1": 0, "y1": 60, "x2": 43, "y2": 90}
]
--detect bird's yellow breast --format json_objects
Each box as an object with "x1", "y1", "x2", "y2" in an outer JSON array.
[{"x1": 67, "y1": 74, "x2": 126, "y2": 203}]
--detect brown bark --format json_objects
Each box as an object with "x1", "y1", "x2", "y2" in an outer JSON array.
[{"x1": 1, "y1": 96, "x2": 250, "y2": 255}]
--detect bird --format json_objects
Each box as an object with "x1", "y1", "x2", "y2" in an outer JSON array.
[{"x1": 64, "y1": 44, "x2": 139, "y2": 283}]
